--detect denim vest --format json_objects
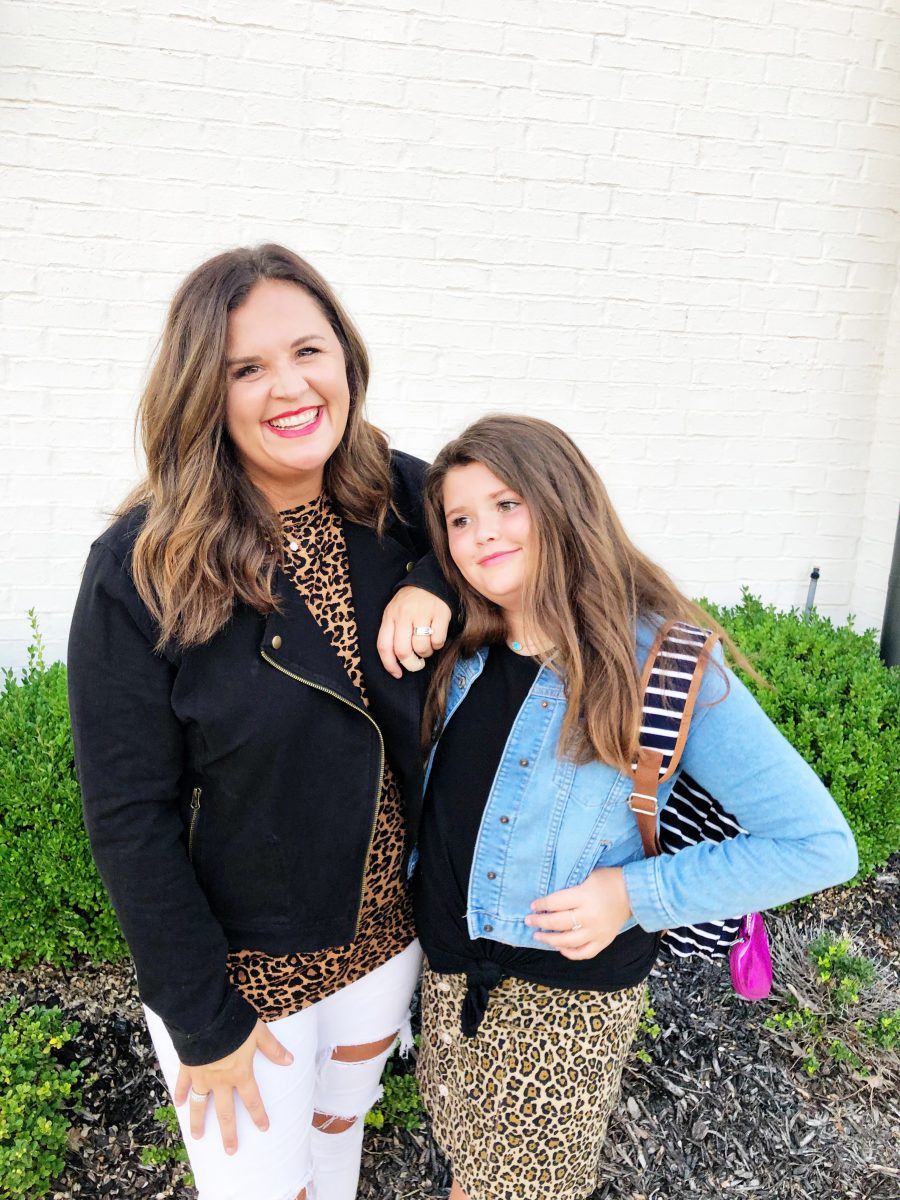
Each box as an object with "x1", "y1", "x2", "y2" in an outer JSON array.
[{"x1": 416, "y1": 625, "x2": 858, "y2": 951}]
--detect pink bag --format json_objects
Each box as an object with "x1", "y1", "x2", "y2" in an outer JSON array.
[{"x1": 729, "y1": 912, "x2": 773, "y2": 1001}]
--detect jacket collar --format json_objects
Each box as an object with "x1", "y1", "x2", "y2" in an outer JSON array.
[{"x1": 260, "y1": 514, "x2": 423, "y2": 730}]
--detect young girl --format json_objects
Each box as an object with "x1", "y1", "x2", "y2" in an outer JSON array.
[{"x1": 412, "y1": 415, "x2": 857, "y2": 1200}]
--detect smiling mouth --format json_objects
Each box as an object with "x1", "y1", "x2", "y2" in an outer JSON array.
[
  {"x1": 478, "y1": 548, "x2": 520, "y2": 567},
  {"x1": 266, "y1": 407, "x2": 321, "y2": 430}
]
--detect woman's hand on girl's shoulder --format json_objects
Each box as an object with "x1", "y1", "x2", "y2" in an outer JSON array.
[
  {"x1": 525, "y1": 868, "x2": 633, "y2": 960},
  {"x1": 377, "y1": 589, "x2": 451, "y2": 678},
  {"x1": 173, "y1": 1020, "x2": 293, "y2": 1154}
]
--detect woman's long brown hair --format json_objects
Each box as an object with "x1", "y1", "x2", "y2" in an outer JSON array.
[
  {"x1": 423, "y1": 415, "x2": 755, "y2": 770},
  {"x1": 119, "y1": 244, "x2": 392, "y2": 648}
]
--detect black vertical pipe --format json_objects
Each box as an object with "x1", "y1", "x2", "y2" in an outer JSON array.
[{"x1": 880, "y1": 504, "x2": 900, "y2": 667}]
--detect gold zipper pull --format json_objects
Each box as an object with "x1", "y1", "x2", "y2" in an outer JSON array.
[{"x1": 191, "y1": 787, "x2": 201, "y2": 810}]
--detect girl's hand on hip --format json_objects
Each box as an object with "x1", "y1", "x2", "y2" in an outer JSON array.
[
  {"x1": 525, "y1": 867, "x2": 633, "y2": 960},
  {"x1": 377, "y1": 588, "x2": 451, "y2": 678},
  {"x1": 173, "y1": 1020, "x2": 293, "y2": 1155}
]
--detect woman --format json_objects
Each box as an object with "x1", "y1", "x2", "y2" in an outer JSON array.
[
  {"x1": 67, "y1": 244, "x2": 452, "y2": 1200},
  {"x1": 412, "y1": 415, "x2": 857, "y2": 1200}
]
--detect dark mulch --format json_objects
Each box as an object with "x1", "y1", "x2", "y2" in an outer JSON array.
[{"x1": 3, "y1": 861, "x2": 898, "y2": 1200}]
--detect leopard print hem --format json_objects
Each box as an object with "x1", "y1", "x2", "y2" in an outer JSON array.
[{"x1": 418, "y1": 965, "x2": 645, "y2": 1200}]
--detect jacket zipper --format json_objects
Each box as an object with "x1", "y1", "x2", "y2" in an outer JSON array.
[
  {"x1": 260, "y1": 649, "x2": 385, "y2": 939},
  {"x1": 188, "y1": 787, "x2": 202, "y2": 861}
]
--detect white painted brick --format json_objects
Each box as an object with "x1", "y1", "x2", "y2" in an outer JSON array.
[
  {"x1": 846, "y1": 64, "x2": 899, "y2": 98},
  {"x1": 587, "y1": 157, "x2": 673, "y2": 191},
  {"x1": 137, "y1": 14, "x2": 245, "y2": 58},
  {"x1": 861, "y1": 154, "x2": 900, "y2": 187},
  {"x1": 772, "y1": 2, "x2": 853, "y2": 35},
  {"x1": 532, "y1": 61, "x2": 621, "y2": 99},
  {"x1": 591, "y1": 99, "x2": 676, "y2": 135},
  {"x1": 502, "y1": 23, "x2": 593, "y2": 63},
  {"x1": 409, "y1": 16, "x2": 505, "y2": 54},
  {"x1": 2, "y1": 1, "x2": 899, "y2": 668},
  {"x1": 629, "y1": 12, "x2": 714, "y2": 48},
  {"x1": 797, "y1": 29, "x2": 878, "y2": 69},
  {"x1": 838, "y1": 122, "x2": 900, "y2": 156},
  {"x1": 712, "y1": 17, "x2": 793, "y2": 55}
]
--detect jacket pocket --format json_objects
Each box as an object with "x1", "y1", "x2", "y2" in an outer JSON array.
[
  {"x1": 186, "y1": 782, "x2": 292, "y2": 926},
  {"x1": 560, "y1": 773, "x2": 637, "y2": 887}
]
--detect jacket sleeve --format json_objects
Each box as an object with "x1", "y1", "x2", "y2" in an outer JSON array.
[
  {"x1": 67, "y1": 540, "x2": 258, "y2": 1064},
  {"x1": 622, "y1": 642, "x2": 859, "y2": 932},
  {"x1": 389, "y1": 449, "x2": 457, "y2": 611}
]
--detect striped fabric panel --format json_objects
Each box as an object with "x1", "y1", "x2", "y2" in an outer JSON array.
[{"x1": 640, "y1": 624, "x2": 744, "y2": 961}]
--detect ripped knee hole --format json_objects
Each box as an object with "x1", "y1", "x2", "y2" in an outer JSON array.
[
  {"x1": 330, "y1": 1031, "x2": 398, "y2": 1062},
  {"x1": 312, "y1": 1111, "x2": 358, "y2": 1133}
]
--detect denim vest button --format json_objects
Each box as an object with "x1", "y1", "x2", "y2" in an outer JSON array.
[
  {"x1": 456, "y1": 676, "x2": 465, "y2": 688},
  {"x1": 484, "y1": 923, "x2": 493, "y2": 932},
  {"x1": 541, "y1": 700, "x2": 549, "y2": 709},
  {"x1": 519, "y1": 758, "x2": 529, "y2": 767},
  {"x1": 487, "y1": 871, "x2": 496, "y2": 880},
  {"x1": 499, "y1": 816, "x2": 509, "y2": 824}
]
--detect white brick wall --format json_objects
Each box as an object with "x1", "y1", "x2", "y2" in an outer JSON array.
[{"x1": 2, "y1": 0, "x2": 899, "y2": 669}]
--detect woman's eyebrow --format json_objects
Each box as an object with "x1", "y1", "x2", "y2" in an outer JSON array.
[{"x1": 226, "y1": 334, "x2": 326, "y2": 367}]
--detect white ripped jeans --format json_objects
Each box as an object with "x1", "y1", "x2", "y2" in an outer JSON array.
[{"x1": 145, "y1": 939, "x2": 422, "y2": 1200}]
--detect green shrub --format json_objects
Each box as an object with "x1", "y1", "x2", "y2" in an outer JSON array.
[
  {"x1": 764, "y1": 931, "x2": 899, "y2": 1080},
  {"x1": 0, "y1": 999, "x2": 83, "y2": 1199},
  {"x1": 633, "y1": 996, "x2": 661, "y2": 1065},
  {"x1": 702, "y1": 591, "x2": 900, "y2": 880},
  {"x1": 0, "y1": 613, "x2": 125, "y2": 968},
  {"x1": 364, "y1": 1040, "x2": 423, "y2": 1131},
  {"x1": 139, "y1": 1106, "x2": 194, "y2": 1187}
]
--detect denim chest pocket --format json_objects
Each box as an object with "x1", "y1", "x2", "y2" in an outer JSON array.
[
  {"x1": 566, "y1": 763, "x2": 629, "y2": 813},
  {"x1": 560, "y1": 772, "x2": 636, "y2": 888}
]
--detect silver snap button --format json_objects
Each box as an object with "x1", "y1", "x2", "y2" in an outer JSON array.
[
  {"x1": 519, "y1": 758, "x2": 529, "y2": 767},
  {"x1": 487, "y1": 871, "x2": 496, "y2": 880},
  {"x1": 288, "y1": 541, "x2": 299, "y2": 552},
  {"x1": 484, "y1": 923, "x2": 493, "y2": 932}
]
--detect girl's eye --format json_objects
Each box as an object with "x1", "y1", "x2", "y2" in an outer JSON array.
[
  {"x1": 498, "y1": 499, "x2": 520, "y2": 512},
  {"x1": 233, "y1": 364, "x2": 259, "y2": 380},
  {"x1": 297, "y1": 346, "x2": 319, "y2": 358},
  {"x1": 449, "y1": 516, "x2": 470, "y2": 529}
]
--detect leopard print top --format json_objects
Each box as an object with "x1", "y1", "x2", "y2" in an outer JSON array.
[{"x1": 226, "y1": 493, "x2": 415, "y2": 1019}]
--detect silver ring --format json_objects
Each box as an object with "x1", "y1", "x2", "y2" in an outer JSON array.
[
  {"x1": 413, "y1": 625, "x2": 434, "y2": 637},
  {"x1": 571, "y1": 915, "x2": 583, "y2": 932},
  {"x1": 189, "y1": 1088, "x2": 211, "y2": 1103}
]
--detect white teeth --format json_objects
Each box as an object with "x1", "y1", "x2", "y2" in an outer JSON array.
[{"x1": 268, "y1": 409, "x2": 320, "y2": 430}]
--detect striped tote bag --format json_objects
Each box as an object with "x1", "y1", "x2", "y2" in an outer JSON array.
[{"x1": 628, "y1": 621, "x2": 752, "y2": 961}]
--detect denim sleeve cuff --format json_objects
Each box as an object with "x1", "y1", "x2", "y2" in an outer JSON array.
[
  {"x1": 622, "y1": 857, "x2": 675, "y2": 933},
  {"x1": 167, "y1": 988, "x2": 259, "y2": 1066}
]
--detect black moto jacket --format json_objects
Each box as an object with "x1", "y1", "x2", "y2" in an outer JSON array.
[{"x1": 67, "y1": 451, "x2": 448, "y2": 1064}]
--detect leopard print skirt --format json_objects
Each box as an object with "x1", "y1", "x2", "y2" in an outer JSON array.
[{"x1": 418, "y1": 964, "x2": 645, "y2": 1200}]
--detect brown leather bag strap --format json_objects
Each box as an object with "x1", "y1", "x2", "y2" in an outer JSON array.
[
  {"x1": 629, "y1": 745, "x2": 665, "y2": 857},
  {"x1": 627, "y1": 621, "x2": 721, "y2": 859}
]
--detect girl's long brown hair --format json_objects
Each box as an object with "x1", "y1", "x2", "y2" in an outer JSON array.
[
  {"x1": 423, "y1": 415, "x2": 754, "y2": 770},
  {"x1": 120, "y1": 244, "x2": 392, "y2": 648}
]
